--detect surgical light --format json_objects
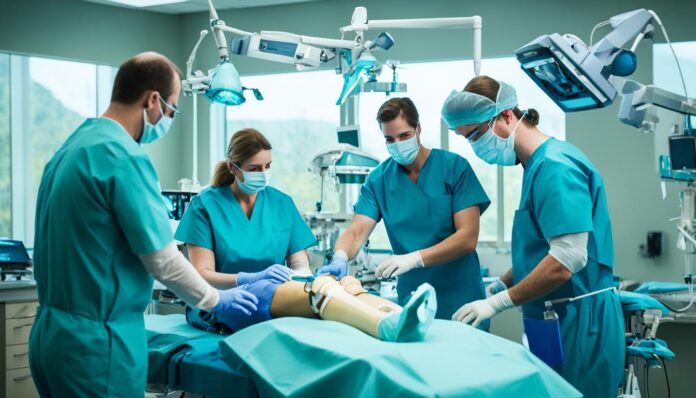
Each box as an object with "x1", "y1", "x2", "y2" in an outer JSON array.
[
  {"x1": 515, "y1": 9, "x2": 655, "y2": 112},
  {"x1": 205, "y1": 60, "x2": 245, "y2": 106}
]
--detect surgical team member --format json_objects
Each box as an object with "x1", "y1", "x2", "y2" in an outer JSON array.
[
  {"x1": 175, "y1": 128, "x2": 318, "y2": 330},
  {"x1": 442, "y1": 76, "x2": 624, "y2": 398},
  {"x1": 318, "y1": 97, "x2": 490, "y2": 321},
  {"x1": 30, "y1": 52, "x2": 258, "y2": 397}
]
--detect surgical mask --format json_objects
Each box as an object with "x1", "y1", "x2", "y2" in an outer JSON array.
[
  {"x1": 470, "y1": 112, "x2": 526, "y2": 166},
  {"x1": 141, "y1": 98, "x2": 174, "y2": 144},
  {"x1": 234, "y1": 163, "x2": 271, "y2": 194},
  {"x1": 387, "y1": 135, "x2": 420, "y2": 166}
]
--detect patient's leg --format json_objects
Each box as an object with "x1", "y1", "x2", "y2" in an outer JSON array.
[
  {"x1": 269, "y1": 281, "x2": 317, "y2": 318},
  {"x1": 311, "y1": 276, "x2": 389, "y2": 338},
  {"x1": 269, "y1": 276, "x2": 399, "y2": 317},
  {"x1": 312, "y1": 276, "x2": 437, "y2": 342},
  {"x1": 268, "y1": 276, "x2": 437, "y2": 342},
  {"x1": 340, "y1": 276, "x2": 402, "y2": 314}
]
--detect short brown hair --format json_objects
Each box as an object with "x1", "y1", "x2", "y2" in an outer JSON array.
[
  {"x1": 211, "y1": 128, "x2": 273, "y2": 187},
  {"x1": 111, "y1": 53, "x2": 182, "y2": 105},
  {"x1": 463, "y1": 75, "x2": 540, "y2": 126},
  {"x1": 376, "y1": 97, "x2": 420, "y2": 129}
]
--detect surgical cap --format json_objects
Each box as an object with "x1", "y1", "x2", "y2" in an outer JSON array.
[{"x1": 441, "y1": 80, "x2": 518, "y2": 129}]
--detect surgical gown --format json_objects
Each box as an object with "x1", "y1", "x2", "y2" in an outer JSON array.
[
  {"x1": 354, "y1": 149, "x2": 490, "y2": 320},
  {"x1": 175, "y1": 186, "x2": 316, "y2": 330},
  {"x1": 512, "y1": 138, "x2": 624, "y2": 398},
  {"x1": 29, "y1": 118, "x2": 172, "y2": 397}
]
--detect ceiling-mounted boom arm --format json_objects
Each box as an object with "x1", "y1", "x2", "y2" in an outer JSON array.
[{"x1": 184, "y1": 1, "x2": 482, "y2": 106}]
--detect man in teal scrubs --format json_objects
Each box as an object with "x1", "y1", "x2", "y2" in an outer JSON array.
[
  {"x1": 443, "y1": 76, "x2": 624, "y2": 398},
  {"x1": 29, "y1": 52, "x2": 258, "y2": 397},
  {"x1": 318, "y1": 97, "x2": 490, "y2": 321}
]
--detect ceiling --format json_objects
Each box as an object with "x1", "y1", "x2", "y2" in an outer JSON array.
[{"x1": 82, "y1": 0, "x2": 322, "y2": 14}]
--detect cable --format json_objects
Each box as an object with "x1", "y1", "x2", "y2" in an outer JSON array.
[
  {"x1": 645, "y1": 363, "x2": 650, "y2": 398},
  {"x1": 589, "y1": 20, "x2": 610, "y2": 46},
  {"x1": 661, "y1": 358, "x2": 671, "y2": 398},
  {"x1": 649, "y1": 10, "x2": 689, "y2": 99}
]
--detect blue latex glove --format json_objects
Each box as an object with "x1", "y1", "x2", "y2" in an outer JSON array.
[
  {"x1": 486, "y1": 279, "x2": 508, "y2": 297},
  {"x1": 213, "y1": 287, "x2": 259, "y2": 316},
  {"x1": 316, "y1": 250, "x2": 349, "y2": 279},
  {"x1": 237, "y1": 264, "x2": 292, "y2": 286}
]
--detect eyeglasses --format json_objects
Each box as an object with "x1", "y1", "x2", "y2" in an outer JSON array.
[
  {"x1": 159, "y1": 96, "x2": 181, "y2": 118},
  {"x1": 464, "y1": 118, "x2": 495, "y2": 142}
]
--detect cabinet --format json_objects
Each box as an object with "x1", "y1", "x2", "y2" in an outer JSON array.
[{"x1": 0, "y1": 301, "x2": 39, "y2": 398}]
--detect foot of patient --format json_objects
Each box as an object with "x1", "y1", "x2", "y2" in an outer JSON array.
[{"x1": 378, "y1": 283, "x2": 437, "y2": 343}]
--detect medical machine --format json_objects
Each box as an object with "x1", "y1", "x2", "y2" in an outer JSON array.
[
  {"x1": 516, "y1": 7, "x2": 696, "y2": 307},
  {"x1": 516, "y1": 9, "x2": 694, "y2": 397},
  {"x1": 182, "y1": 0, "x2": 481, "y2": 106},
  {"x1": 162, "y1": 190, "x2": 198, "y2": 221},
  {"x1": 304, "y1": 136, "x2": 381, "y2": 285},
  {"x1": 0, "y1": 240, "x2": 32, "y2": 282}
]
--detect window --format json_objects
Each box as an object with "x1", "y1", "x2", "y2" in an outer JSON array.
[
  {"x1": 653, "y1": 42, "x2": 696, "y2": 98},
  {"x1": 225, "y1": 70, "x2": 343, "y2": 217},
  {"x1": 224, "y1": 57, "x2": 564, "y2": 250},
  {"x1": 23, "y1": 58, "x2": 98, "y2": 246},
  {"x1": 0, "y1": 55, "x2": 9, "y2": 238},
  {"x1": 3, "y1": 53, "x2": 117, "y2": 246}
]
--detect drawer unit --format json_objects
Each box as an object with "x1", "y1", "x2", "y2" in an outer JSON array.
[
  {"x1": 5, "y1": 318, "x2": 34, "y2": 346},
  {"x1": 6, "y1": 368, "x2": 38, "y2": 398},
  {"x1": 5, "y1": 345, "x2": 29, "y2": 370},
  {"x1": 4, "y1": 303, "x2": 38, "y2": 320},
  {"x1": 0, "y1": 300, "x2": 39, "y2": 398}
]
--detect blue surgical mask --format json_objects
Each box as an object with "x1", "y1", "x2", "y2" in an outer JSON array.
[
  {"x1": 234, "y1": 163, "x2": 271, "y2": 194},
  {"x1": 387, "y1": 136, "x2": 420, "y2": 166},
  {"x1": 470, "y1": 112, "x2": 526, "y2": 166},
  {"x1": 140, "y1": 98, "x2": 175, "y2": 144}
]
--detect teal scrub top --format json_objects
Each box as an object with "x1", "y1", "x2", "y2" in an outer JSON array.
[
  {"x1": 175, "y1": 186, "x2": 317, "y2": 274},
  {"x1": 354, "y1": 149, "x2": 490, "y2": 320},
  {"x1": 511, "y1": 138, "x2": 624, "y2": 397},
  {"x1": 30, "y1": 118, "x2": 172, "y2": 397},
  {"x1": 512, "y1": 138, "x2": 615, "y2": 316}
]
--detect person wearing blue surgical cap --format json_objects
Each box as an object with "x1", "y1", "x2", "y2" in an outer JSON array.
[
  {"x1": 317, "y1": 97, "x2": 491, "y2": 323},
  {"x1": 442, "y1": 75, "x2": 624, "y2": 398}
]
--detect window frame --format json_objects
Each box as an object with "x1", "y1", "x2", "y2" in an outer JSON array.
[{"x1": 4, "y1": 51, "x2": 117, "y2": 245}]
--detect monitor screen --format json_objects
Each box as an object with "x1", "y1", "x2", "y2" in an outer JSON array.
[
  {"x1": 337, "y1": 126, "x2": 360, "y2": 147},
  {"x1": 0, "y1": 240, "x2": 31, "y2": 264},
  {"x1": 669, "y1": 136, "x2": 696, "y2": 170},
  {"x1": 521, "y1": 55, "x2": 601, "y2": 112}
]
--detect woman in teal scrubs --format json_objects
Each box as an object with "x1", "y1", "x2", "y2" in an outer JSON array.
[
  {"x1": 318, "y1": 97, "x2": 491, "y2": 322},
  {"x1": 175, "y1": 128, "x2": 318, "y2": 331},
  {"x1": 442, "y1": 76, "x2": 624, "y2": 398}
]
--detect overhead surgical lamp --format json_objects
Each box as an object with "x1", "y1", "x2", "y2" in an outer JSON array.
[
  {"x1": 181, "y1": 1, "x2": 263, "y2": 106},
  {"x1": 514, "y1": 9, "x2": 654, "y2": 112},
  {"x1": 514, "y1": 9, "x2": 696, "y2": 321},
  {"x1": 184, "y1": 1, "x2": 482, "y2": 106},
  {"x1": 205, "y1": 60, "x2": 245, "y2": 106}
]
